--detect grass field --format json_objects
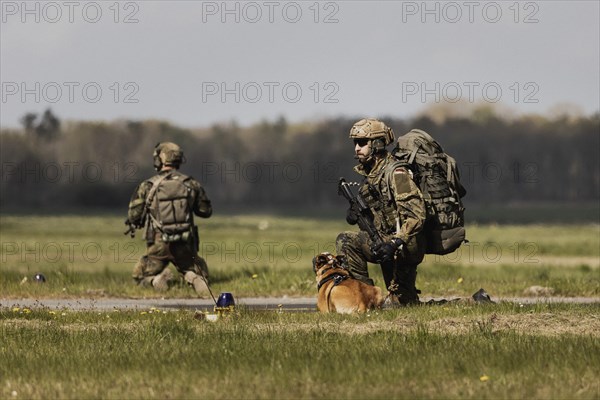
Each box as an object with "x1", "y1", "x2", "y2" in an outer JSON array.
[
  {"x1": 1, "y1": 303, "x2": 599, "y2": 399},
  {"x1": 1, "y1": 215, "x2": 599, "y2": 299},
  {"x1": 1, "y1": 215, "x2": 599, "y2": 399}
]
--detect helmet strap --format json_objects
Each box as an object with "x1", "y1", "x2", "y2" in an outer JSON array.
[{"x1": 358, "y1": 141, "x2": 375, "y2": 165}]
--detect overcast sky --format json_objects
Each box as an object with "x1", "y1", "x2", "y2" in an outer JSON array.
[{"x1": 1, "y1": 0, "x2": 598, "y2": 128}]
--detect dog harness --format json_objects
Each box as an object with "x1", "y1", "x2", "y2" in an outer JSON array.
[
  {"x1": 317, "y1": 266, "x2": 352, "y2": 313},
  {"x1": 316, "y1": 266, "x2": 350, "y2": 291}
]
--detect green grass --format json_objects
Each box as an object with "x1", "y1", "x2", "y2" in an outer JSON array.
[
  {"x1": 1, "y1": 215, "x2": 599, "y2": 299},
  {"x1": 1, "y1": 303, "x2": 598, "y2": 399},
  {"x1": 2, "y1": 215, "x2": 598, "y2": 399}
]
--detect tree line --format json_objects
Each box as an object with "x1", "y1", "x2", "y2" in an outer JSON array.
[{"x1": 1, "y1": 107, "x2": 598, "y2": 214}]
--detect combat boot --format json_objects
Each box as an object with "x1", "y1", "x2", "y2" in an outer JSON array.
[
  {"x1": 398, "y1": 291, "x2": 421, "y2": 306},
  {"x1": 184, "y1": 271, "x2": 210, "y2": 296},
  {"x1": 393, "y1": 264, "x2": 421, "y2": 306},
  {"x1": 383, "y1": 281, "x2": 421, "y2": 308},
  {"x1": 152, "y1": 268, "x2": 174, "y2": 291},
  {"x1": 137, "y1": 276, "x2": 154, "y2": 287},
  {"x1": 383, "y1": 291, "x2": 420, "y2": 308}
]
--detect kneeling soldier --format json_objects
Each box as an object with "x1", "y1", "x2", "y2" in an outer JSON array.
[
  {"x1": 337, "y1": 119, "x2": 426, "y2": 305},
  {"x1": 126, "y1": 142, "x2": 212, "y2": 295}
]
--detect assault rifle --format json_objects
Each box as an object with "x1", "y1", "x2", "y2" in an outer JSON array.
[
  {"x1": 124, "y1": 207, "x2": 148, "y2": 239},
  {"x1": 338, "y1": 178, "x2": 385, "y2": 260}
]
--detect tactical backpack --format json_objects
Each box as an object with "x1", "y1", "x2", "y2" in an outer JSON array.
[
  {"x1": 145, "y1": 171, "x2": 195, "y2": 242},
  {"x1": 393, "y1": 129, "x2": 467, "y2": 255}
]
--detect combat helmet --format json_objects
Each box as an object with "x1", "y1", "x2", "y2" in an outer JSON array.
[
  {"x1": 153, "y1": 142, "x2": 185, "y2": 171},
  {"x1": 349, "y1": 118, "x2": 395, "y2": 154}
]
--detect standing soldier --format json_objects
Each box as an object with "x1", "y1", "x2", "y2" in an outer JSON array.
[
  {"x1": 126, "y1": 142, "x2": 212, "y2": 295},
  {"x1": 337, "y1": 119, "x2": 426, "y2": 305}
]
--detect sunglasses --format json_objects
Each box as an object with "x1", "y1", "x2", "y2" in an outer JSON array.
[{"x1": 353, "y1": 139, "x2": 370, "y2": 147}]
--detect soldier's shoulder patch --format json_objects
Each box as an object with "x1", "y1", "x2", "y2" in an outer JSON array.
[{"x1": 392, "y1": 167, "x2": 413, "y2": 194}]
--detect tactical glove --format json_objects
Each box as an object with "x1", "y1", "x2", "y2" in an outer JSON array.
[
  {"x1": 346, "y1": 205, "x2": 359, "y2": 225},
  {"x1": 125, "y1": 218, "x2": 139, "y2": 228},
  {"x1": 124, "y1": 219, "x2": 137, "y2": 237},
  {"x1": 374, "y1": 238, "x2": 405, "y2": 262}
]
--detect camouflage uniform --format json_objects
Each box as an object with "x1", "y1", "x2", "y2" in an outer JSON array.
[
  {"x1": 337, "y1": 121, "x2": 426, "y2": 304},
  {"x1": 128, "y1": 169, "x2": 212, "y2": 289}
]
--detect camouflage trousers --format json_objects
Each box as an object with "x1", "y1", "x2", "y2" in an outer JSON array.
[
  {"x1": 336, "y1": 230, "x2": 425, "y2": 304},
  {"x1": 132, "y1": 234, "x2": 209, "y2": 287}
]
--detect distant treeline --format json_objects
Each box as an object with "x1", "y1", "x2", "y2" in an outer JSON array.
[{"x1": 1, "y1": 108, "x2": 599, "y2": 214}]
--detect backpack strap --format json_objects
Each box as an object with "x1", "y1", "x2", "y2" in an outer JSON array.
[
  {"x1": 407, "y1": 136, "x2": 420, "y2": 164},
  {"x1": 145, "y1": 171, "x2": 173, "y2": 230},
  {"x1": 145, "y1": 172, "x2": 173, "y2": 209},
  {"x1": 408, "y1": 147, "x2": 418, "y2": 164},
  {"x1": 446, "y1": 155, "x2": 454, "y2": 183}
]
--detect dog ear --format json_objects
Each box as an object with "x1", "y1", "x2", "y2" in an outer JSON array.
[
  {"x1": 312, "y1": 254, "x2": 326, "y2": 272},
  {"x1": 336, "y1": 255, "x2": 347, "y2": 267}
]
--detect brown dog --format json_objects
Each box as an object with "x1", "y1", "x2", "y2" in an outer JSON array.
[{"x1": 313, "y1": 252, "x2": 384, "y2": 313}]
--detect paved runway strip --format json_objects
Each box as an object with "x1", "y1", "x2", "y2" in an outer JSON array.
[{"x1": 1, "y1": 296, "x2": 598, "y2": 312}]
